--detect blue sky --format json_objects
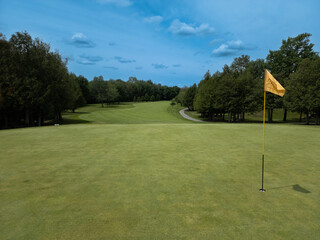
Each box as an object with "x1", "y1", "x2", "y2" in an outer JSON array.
[{"x1": 1, "y1": 0, "x2": 319, "y2": 87}]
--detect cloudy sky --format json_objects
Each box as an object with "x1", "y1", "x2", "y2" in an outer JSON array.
[{"x1": 1, "y1": 0, "x2": 319, "y2": 87}]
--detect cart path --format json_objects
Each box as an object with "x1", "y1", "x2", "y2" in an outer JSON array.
[{"x1": 179, "y1": 108, "x2": 204, "y2": 122}]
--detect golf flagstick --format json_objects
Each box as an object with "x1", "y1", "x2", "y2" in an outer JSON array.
[
  {"x1": 260, "y1": 91, "x2": 266, "y2": 192},
  {"x1": 260, "y1": 70, "x2": 285, "y2": 192}
]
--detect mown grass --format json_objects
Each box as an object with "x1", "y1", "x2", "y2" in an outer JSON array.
[
  {"x1": 0, "y1": 101, "x2": 319, "y2": 239},
  {"x1": 62, "y1": 101, "x2": 188, "y2": 124}
]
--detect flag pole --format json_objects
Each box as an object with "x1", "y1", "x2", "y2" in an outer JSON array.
[{"x1": 260, "y1": 90, "x2": 266, "y2": 192}]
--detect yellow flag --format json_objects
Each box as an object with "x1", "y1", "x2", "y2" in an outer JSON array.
[{"x1": 264, "y1": 70, "x2": 286, "y2": 97}]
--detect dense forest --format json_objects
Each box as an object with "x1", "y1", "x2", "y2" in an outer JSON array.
[
  {"x1": 0, "y1": 32, "x2": 179, "y2": 129},
  {"x1": 175, "y1": 33, "x2": 320, "y2": 125}
]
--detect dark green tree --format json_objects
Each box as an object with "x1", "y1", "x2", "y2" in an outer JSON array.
[
  {"x1": 105, "y1": 81, "x2": 119, "y2": 104},
  {"x1": 89, "y1": 76, "x2": 108, "y2": 107},
  {"x1": 183, "y1": 83, "x2": 197, "y2": 110},
  {"x1": 266, "y1": 33, "x2": 317, "y2": 122},
  {"x1": 286, "y1": 58, "x2": 320, "y2": 124},
  {"x1": 77, "y1": 75, "x2": 90, "y2": 104}
]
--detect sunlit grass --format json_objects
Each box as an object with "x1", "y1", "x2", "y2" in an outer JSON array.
[{"x1": 0, "y1": 102, "x2": 319, "y2": 239}]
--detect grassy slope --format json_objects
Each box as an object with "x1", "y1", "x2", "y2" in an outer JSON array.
[
  {"x1": 0, "y1": 102, "x2": 319, "y2": 239},
  {"x1": 62, "y1": 101, "x2": 188, "y2": 124}
]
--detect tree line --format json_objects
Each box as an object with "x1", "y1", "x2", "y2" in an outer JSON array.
[
  {"x1": 88, "y1": 76, "x2": 179, "y2": 107},
  {"x1": 0, "y1": 31, "x2": 179, "y2": 129},
  {"x1": 175, "y1": 33, "x2": 320, "y2": 125}
]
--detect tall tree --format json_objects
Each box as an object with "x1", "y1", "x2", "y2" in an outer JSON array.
[
  {"x1": 67, "y1": 73, "x2": 86, "y2": 112},
  {"x1": 266, "y1": 33, "x2": 317, "y2": 121},
  {"x1": 105, "y1": 81, "x2": 119, "y2": 104},
  {"x1": 183, "y1": 83, "x2": 197, "y2": 110},
  {"x1": 9, "y1": 32, "x2": 35, "y2": 126},
  {"x1": 89, "y1": 76, "x2": 108, "y2": 107},
  {"x1": 0, "y1": 34, "x2": 15, "y2": 128},
  {"x1": 286, "y1": 58, "x2": 320, "y2": 124},
  {"x1": 77, "y1": 75, "x2": 90, "y2": 104}
]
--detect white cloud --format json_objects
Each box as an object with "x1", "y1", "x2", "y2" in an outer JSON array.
[
  {"x1": 209, "y1": 39, "x2": 223, "y2": 45},
  {"x1": 66, "y1": 33, "x2": 96, "y2": 48},
  {"x1": 96, "y1": 0, "x2": 132, "y2": 7},
  {"x1": 144, "y1": 16, "x2": 163, "y2": 24},
  {"x1": 212, "y1": 40, "x2": 254, "y2": 57},
  {"x1": 168, "y1": 19, "x2": 214, "y2": 36},
  {"x1": 72, "y1": 33, "x2": 85, "y2": 40}
]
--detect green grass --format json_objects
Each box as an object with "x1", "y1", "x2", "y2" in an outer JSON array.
[
  {"x1": 0, "y1": 101, "x2": 319, "y2": 239},
  {"x1": 62, "y1": 101, "x2": 188, "y2": 124}
]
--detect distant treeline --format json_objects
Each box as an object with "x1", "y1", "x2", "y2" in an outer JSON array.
[
  {"x1": 175, "y1": 33, "x2": 320, "y2": 125},
  {"x1": 0, "y1": 32, "x2": 179, "y2": 129},
  {"x1": 88, "y1": 76, "x2": 180, "y2": 107}
]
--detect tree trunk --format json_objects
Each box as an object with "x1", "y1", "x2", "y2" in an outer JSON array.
[
  {"x1": 242, "y1": 112, "x2": 245, "y2": 122},
  {"x1": 72, "y1": 108, "x2": 75, "y2": 113},
  {"x1": 30, "y1": 114, "x2": 34, "y2": 127},
  {"x1": 25, "y1": 108, "x2": 30, "y2": 127},
  {"x1": 222, "y1": 113, "x2": 225, "y2": 121},
  {"x1": 233, "y1": 113, "x2": 237, "y2": 122},
  {"x1": 316, "y1": 109, "x2": 319, "y2": 125},
  {"x1": 306, "y1": 111, "x2": 309, "y2": 125},
  {"x1": 101, "y1": 102, "x2": 104, "y2": 108},
  {"x1": 4, "y1": 113, "x2": 8, "y2": 129},
  {"x1": 58, "y1": 112, "x2": 62, "y2": 123},
  {"x1": 228, "y1": 111, "x2": 232, "y2": 123},
  {"x1": 283, "y1": 108, "x2": 287, "y2": 122},
  {"x1": 299, "y1": 111, "x2": 303, "y2": 122},
  {"x1": 38, "y1": 115, "x2": 42, "y2": 127},
  {"x1": 268, "y1": 109, "x2": 273, "y2": 123}
]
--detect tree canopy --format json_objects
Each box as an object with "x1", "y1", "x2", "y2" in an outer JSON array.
[{"x1": 0, "y1": 31, "x2": 180, "y2": 129}]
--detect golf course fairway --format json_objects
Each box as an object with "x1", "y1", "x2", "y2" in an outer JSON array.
[{"x1": 0, "y1": 101, "x2": 319, "y2": 239}]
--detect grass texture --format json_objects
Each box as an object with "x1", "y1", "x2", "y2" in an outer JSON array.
[{"x1": 0, "y1": 102, "x2": 319, "y2": 239}]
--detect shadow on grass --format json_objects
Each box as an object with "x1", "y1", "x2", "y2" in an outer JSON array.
[
  {"x1": 292, "y1": 184, "x2": 311, "y2": 193},
  {"x1": 63, "y1": 111, "x2": 90, "y2": 115},
  {"x1": 104, "y1": 104, "x2": 135, "y2": 109},
  {"x1": 190, "y1": 118, "x2": 317, "y2": 125},
  {"x1": 61, "y1": 118, "x2": 92, "y2": 125},
  {"x1": 268, "y1": 184, "x2": 311, "y2": 193}
]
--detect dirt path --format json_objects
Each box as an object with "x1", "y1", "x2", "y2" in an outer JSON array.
[{"x1": 179, "y1": 108, "x2": 204, "y2": 122}]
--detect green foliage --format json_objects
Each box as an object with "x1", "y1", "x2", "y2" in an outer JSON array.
[
  {"x1": 174, "y1": 87, "x2": 188, "y2": 105},
  {"x1": 286, "y1": 58, "x2": 320, "y2": 124},
  {"x1": 89, "y1": 77, "x2": 180, "y2": 104},
  {"x1": 266, "y1": 33, "x2": 318, "y2": 121},
  {"x1": 105, "y1": 81, "x2": 119, "y2": 104},
  {"x1": 0, "y1": 31, "x2": 180, "y2": 129},
  {"x1": 77, "y1": 75, "x2": 90, "y2": 104},
  {"x1": 191, "y1": 33, "x2": 319, "y2": 124},
  {"x1": 144, "y1": 93, "x2": 150, "y2": 101},
  {"x1": 0, "y1": 31, "x2": 82, "y2": 128},
  {"x1": 67, "y1": 73, "x2": 86, "y2": 112},
  {"x1": 89, "y1": 76, "x2": 108, "y2": 107},
  {"x1": 183, "y1": 83, "x2": 197, "y2": 110},
  {"x1": 194, "y1": 56, "x2": 264, "y2": 122}
]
